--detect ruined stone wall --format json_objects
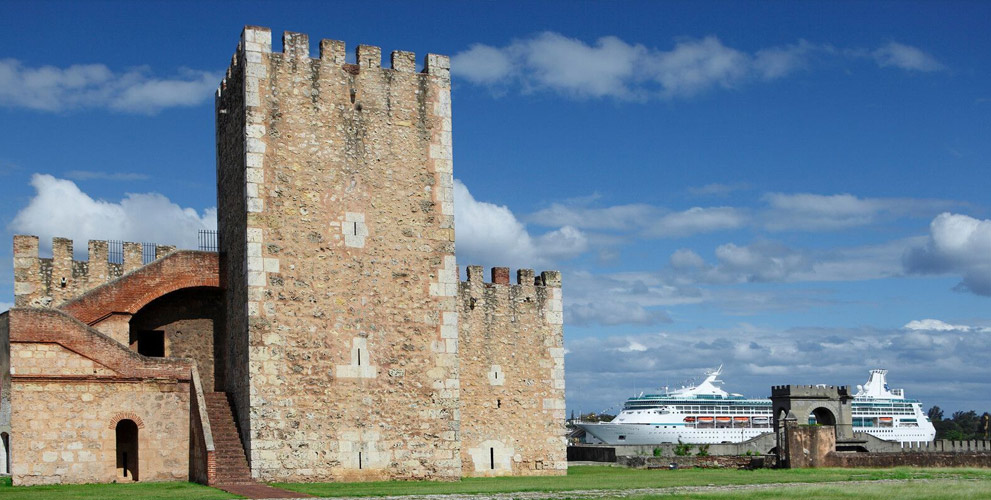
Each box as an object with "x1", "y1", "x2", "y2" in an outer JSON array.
[
  {"x1": 458, "y1": 266, "x2": 566, "y2": 476},
  {"x1": 129, "y1": 288, "x2": 222, "y2": 392},
  {"x1": 216, "y1": 27, "x2": 459, "y2": 481},
  {"x1": 826, "y1": 451, "x2": 991, "y2": 468},
  {"x1": 13, "y1": 236, "x2": 176, "y2": 309},
  {"x1": 784, "y1": 424, "x2": 835, "y2": 468}
]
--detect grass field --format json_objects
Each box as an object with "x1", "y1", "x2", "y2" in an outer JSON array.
[
  {"x1": 614, "y1": 479, "x2": 991, "y2": 499},
  {"x1": 2, "y1": 466, "x2": 990, "y2": 499},
  {"x1": 0, "y1": 476, "x2": 239, "y2": 500},
  {"x1": 274, "y1": 465, "x2": 991, "y2": 497}
]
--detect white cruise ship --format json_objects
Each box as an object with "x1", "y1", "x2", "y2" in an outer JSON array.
[{"x1": 577, "y1": 367, "x2": 935, "y2": 445}]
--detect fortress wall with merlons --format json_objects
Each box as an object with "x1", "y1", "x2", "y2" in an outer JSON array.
[{"x1": 458, "y1": 266, "x2": 567, "y2": 476}]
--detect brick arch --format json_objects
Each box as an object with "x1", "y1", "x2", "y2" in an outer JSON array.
[
  {"x1": 108, "y1": 412, "x2": 145, "y2": 429},
  {"x1": 60, "y1": 251, "x2": 219, "y2": 325}
]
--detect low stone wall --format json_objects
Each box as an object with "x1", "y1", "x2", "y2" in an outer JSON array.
[
  {"x1": 619, "y1": 455, "x2": 775, "y2": 469},
  {"x1": 827, "y1": 452, "x2": 991, "y2": 468},
  {"x1": 568, "y1": 446, "x2": 615, "y2": 462},
  {"x1": 571, "y1": 433, "x2": 777, "y2": 461}
]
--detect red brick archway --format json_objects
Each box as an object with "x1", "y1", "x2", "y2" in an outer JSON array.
[
  {"x1": 108, "y1": 412, "x2": 146, "y2": 430},
  {"x1": 59, "y1": 251, "x2": 219, "y2": 325}
]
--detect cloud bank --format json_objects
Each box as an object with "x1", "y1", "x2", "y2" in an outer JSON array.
[
  {"x1": 566, "y1": 319, "x2": 990, "y2": 415},
  {"x1": 0, "y1": 59, "x2": 219, "y2": 114},
  {"x1": 452, "y1": 34, "x2": 943, "y2": 100},
  {"x1": 8, "y1": 174, "x2": 216, "y2": 251}
]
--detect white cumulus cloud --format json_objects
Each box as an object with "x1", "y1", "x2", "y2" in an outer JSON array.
[
  {"x1": 452, "y1": 34, "x2": 944, "y2": 100},
  {"x1": 904, "y1": 212, "x2": 991, "y2": 295},
  {"x1": 8, "y1": 174, "x2": 216, "y2": 252},
  {"x1": 644, "y1": 206, "x2": 746, "y2": 237},
  {"x1": 0, "y1": 59, "x2": 219, "y2": 114},
  {"x1": 453, "y1": 179, "x2": 588, "y2": 270},
  {"x1": 904, "y1": 319, "x2": 979, "y2": 332}
]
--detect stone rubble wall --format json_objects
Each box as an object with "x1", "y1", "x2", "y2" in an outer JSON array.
[
  {"x1": 217, "y1": 26, "x2": 461, "y2": 482},
  {"x1": 458, "y1": 266, "x2": 566, "y2": 476},
  {"x1": 13, "y1": 235, "x2": 176, "y2": 309}
]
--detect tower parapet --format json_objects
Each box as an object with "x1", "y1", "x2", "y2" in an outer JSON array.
[{"x1": 12, "y1": 235, "x2": 176, "y2": 308}]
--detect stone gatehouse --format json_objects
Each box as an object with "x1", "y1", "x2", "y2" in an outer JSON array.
[{"x1": 0, "y1": 26, "x2": 567, "y2": 486}]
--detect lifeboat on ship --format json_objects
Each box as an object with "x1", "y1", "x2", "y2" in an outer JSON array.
[
  {"x1": 734, "y1": 417, "x2": 749, "y2": 422},
  {"x1": 716, "y1": 417, "x2": 731, "y2": 423},
  {"x1": 683, "y1": 417, "x2": 696, "y2": 423},
  {"x1": 698, "y1": 416, "x2": 714, "y2": 422}
]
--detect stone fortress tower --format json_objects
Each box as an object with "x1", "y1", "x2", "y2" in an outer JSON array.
[
  {"x1": 0, "y1": 26, "x2": 565, "y2": 486},
  {"x1": 213, "y1": 26, "x2": 565, "y2": 481}
]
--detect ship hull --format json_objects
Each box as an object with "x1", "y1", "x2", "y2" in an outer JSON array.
[{"x1": 577, "y1": 422, "x2": 769, "y2": 445}]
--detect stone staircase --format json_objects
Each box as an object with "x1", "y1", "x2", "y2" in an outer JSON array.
[{"x1": 203, "y1": 392, "x2": 253, "y2": 485}]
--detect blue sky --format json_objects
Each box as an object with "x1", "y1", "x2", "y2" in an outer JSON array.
[{"x1": 1, "y1": 1, "x2": 990, "y2": 413}]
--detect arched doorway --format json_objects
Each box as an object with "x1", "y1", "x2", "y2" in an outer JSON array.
[
  {"x1": 1, "y1": 432, "x2": 9, "y2": 475},
  {"x1": 116, "y1": 420, "x2": 139, "y2": 481},
  {"x1": 808, "y1": 407, "x2": 837, "y2": 426}
]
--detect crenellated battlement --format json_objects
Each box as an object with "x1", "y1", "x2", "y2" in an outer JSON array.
[
  {"x1": 12, "y1": 235, "x2": 176, "y2": 308},
  {"x1": 216, "y1": 26, "x2": 450, "y2": 101},
  {"x1": 459, "y1": 265, "x2": 564, "y2": 331},
  {"x1": 771, "y1": 384, "x2": 852, "y2": 400},
  {"x1": 462, "y1": 266, "x2": 562, "y2": 288}
]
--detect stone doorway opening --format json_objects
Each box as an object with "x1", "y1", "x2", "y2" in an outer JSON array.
[
  {"x1": 809, "y1": 407, "x2": 837, "y2": 426},
  {"x1": 116, "y1": 420, "x2": 139, "y2": 481},
  {"x1": 1, "y1": 432, "x2": 9, "y2": 475}
]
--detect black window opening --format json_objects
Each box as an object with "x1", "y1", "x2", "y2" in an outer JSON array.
[
  {"x1": 490, "y1": 447, "x2": 495, "y2": 469},
  {"x1": 358, "y1": 451, "x2": 362, "y2": 469},
  {"x1": 353, "y1": 222, "x2": 358, "y2": 236},
  {"x1": 618, "y1": 435, "x2": 626, "y2": 441},
  {"x1": 497, "y1": 399, "x2": 501, "y2": 409},
  {"x1": 135, "y1": 331, "x2": 165, "y2": 357},
  {"x1": 357, "y1": 348, "x2": 361, "y2": 366}
]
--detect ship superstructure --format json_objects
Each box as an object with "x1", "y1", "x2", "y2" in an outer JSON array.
[{"x1": 577, "y1": 367, "x2": 935, "y2": 445}]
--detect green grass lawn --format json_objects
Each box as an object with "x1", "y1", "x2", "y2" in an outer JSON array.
[
  {"x1": 274, "y1": 465, "x2": 991, "y2": 497},
  {"x1": 614, "y1": 479, "x2": 991, "y2": 499},
  {"x1": 0, "y1": 476, "x2": 239, "y2": 500},
  {"x1": 3, "y1": 466, "x2": 990, "y2": 499}
]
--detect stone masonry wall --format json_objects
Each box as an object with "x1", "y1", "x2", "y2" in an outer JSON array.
[
  {"x1": 216, "y1": 27, "x2": 459, "y2": 481},
  {"x1": 7, "y1": 309, "x2": 192, "y2": 485},
  {"x1": 215, "y1": 28, "x2": 252, "y2": 448},
  {"x1": 10, "y1": 379, "x2": 190, "y2": 485},
  {"x1": 458, "y1": 266, "x2": 566, "y2": 476},
  {"x1": 13, "y1": 236, "x2": 176, "y2": 309}
]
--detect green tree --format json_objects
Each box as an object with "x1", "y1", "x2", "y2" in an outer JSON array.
[{"x1": 927, "y1": 406, "x2": 943, "y2": 422}]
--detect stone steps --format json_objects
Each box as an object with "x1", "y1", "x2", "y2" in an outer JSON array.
[{"x1": 204, "y1": 391, "x2": 252, "y2": 484}]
